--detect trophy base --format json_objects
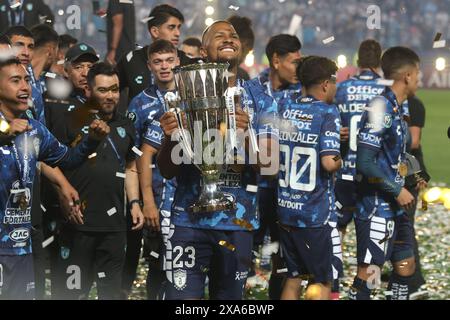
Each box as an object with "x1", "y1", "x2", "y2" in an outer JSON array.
[{"x1": 188, "y1": 194, "x2": 236, "y2": 214}]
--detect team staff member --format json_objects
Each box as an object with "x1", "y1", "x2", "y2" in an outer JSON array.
[
  {"x1": 0, "y1": 57, "x2": 109, "y2": 300},
  {"x1": 116, "y1": 4, "x2": 191, "y2": 105},
  {"x1": 0, "y1": 0, "x2": 54, "y2": 30},
  {"x1": 247, "y1": 33, "x2": 302, "y2": 299},
  {"x1": 157, "y1": 20, "x2": 278, "y2": 300},
  {"x1": 56, "y1": 62, "x2": 144, "y2": 300}
]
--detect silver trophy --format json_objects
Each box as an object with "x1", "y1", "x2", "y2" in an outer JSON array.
[{"x1": 170, "y1": 62, "x2": 238, "y2": 214}]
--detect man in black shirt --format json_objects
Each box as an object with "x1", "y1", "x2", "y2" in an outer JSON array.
[
  {"x1": 405, "y1": 95, "x2": 428, "y2": 298},
  {"x1": 116, "y1": 4, "x2": 191, "y2": 106},
  {"x1": 56, "y1": 63, "x2": 144, "y2": 300},
  {"x1": 105, "y1": 0, "x2": 136, "y2": 65},
  {"x1": 0, "y1": 0, "x2": 54, "y2": 30}
]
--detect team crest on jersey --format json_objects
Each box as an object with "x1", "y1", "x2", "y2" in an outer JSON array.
[
  {"x1": 127, "y1": 112, "x2": 137, "y2": 123},
  {"x1": 1, "y1": 5, "x2": 6, "y2": 12},
  {"x1": 116, "y1": 127, "x2": 126, "y2": 138},
  {"x1": 173, "y1": 269, "x2": 187, "y2": 290},
  {"x1": 383, "y1": 114, "x2": 393, "y2": 128},
  {"x1": 60, "y1": 247, "x2": 70, "y2": 260},
  {"x1": 26, "y1": 3, "x2": 33, "y2": 11},
  {"x1": 25, "y1": 109, "x2": 34, "y2": 120}
]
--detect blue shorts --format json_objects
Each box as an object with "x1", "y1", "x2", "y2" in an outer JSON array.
[
  {"x1": 164, "y1": 226, "x2": 252, "y2": 300},
  {"x1": 0, "y1": 254, "x2": 35, "y2": 300},
  {"x1": 279, "y1": 223, "x2": 343, "y2": 284},
  {"x1": 335, "y1": 179, "x2": 357, "y2": 229},
  {"x1": 355, "y1": 213, "x2": 414, "y2": 266}
]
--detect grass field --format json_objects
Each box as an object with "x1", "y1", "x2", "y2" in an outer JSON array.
[{"x1": 416, "y1": 89, "x2": 450, "y2": 185}]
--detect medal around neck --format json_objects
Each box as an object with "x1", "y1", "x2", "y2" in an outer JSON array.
[{"x1": 172, "y1": 62, "x2": 238, "y2": 214}]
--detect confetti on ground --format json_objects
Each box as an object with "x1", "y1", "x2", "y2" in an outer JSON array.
[
  {"x1": 219, "y1": 240, "x2": 236, "y2": 251},
  {"x1": 322, "y1": 36, "x2": 335, "y2": 44},
  {"x1": 107, "y1": 207, "x2": 117, "y2": 216},
  {"x1": 42, "y1": 236, "x2": 54, "y2": 248},
  {"x1": 132, "y1": 146, "x2": 143, "y2": 157},
  {"x1": 116, "y1": 172, "x2": 126, "y2": 179}
]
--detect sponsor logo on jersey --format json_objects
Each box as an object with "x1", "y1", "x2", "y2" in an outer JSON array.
[
  {"x1": 116, "y1": 127, "x2": 126, "y2": 138},
  {"x1": 9, "y1": 228, "x2": 30, "y2": 242}
]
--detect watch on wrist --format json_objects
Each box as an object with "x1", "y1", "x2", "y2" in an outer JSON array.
[{"x1": 129, "y1": 199, "x2": 142, "y2": 209}]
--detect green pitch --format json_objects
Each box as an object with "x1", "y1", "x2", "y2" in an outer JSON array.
[{"x1": 416, "y1": 90, "x2": 450, "y2": 185}]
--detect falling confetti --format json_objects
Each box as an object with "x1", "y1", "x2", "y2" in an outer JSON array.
[
  {"x1": 116, "y1": 172, "x2": 126, "y2": 179},
  {"x1": 132, "y1": 146, "x2": 143, "y2": 157},
  {"x1": 219, "y1": 240, "x2": 236, "y2": 251},
  {"x1": 107, "y1": 207, "x2": 117, "y2": 216},
  {"x1": 150, "y1": 251, "x2": 159, "y2": 259},
  {"x1": 433, "y1": 40, "x2": 446, "y2": 49},
  {"x1": 42, "y1": 236, "x2": 54, "y2": 248},
  {"x1": 246, "y1": 185, "x2": 258, "y2": 193},
  {"x1": 376, "y1": 79, "x2": 394, "y2": 86},
  {"x1": 10, "y1": 2, "x2": 21, "y2": 9},
  {"x1": 40, "y1": 204, "x2": 46, "y2": 212},
  {"x1": 141, "y1": 16, "x2": 155, "y2": 24},
  {"x1": 228, "y1": 5, "x2": 240, "y2": 11},
  {"x1": 322, "y1": 36, "x2": 335, "y2": 44},
  {"x1": 88, "y1": 153, "x2": 97, "y2": 159},
  {"x1": 98, "y1": 272, "x2": 106, "y2": 278},
  {"x1": 233, "y1": 218, "x2": 254, "y2": 231}
]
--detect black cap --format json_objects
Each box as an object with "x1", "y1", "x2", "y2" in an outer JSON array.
[{"x1": 65, "y1": 43, "x2": 99, "y2": 63}]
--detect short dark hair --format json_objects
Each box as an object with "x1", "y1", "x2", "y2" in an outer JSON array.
[
  {"x1": 297, "y1": 56, "x2": 338, "y2": 89},
  {"x1": 87, "y1": 62, "x2": 118, "y2": 88},
  {"x1": 4, "y1": 26, "x2": 33, "y2": 40},
  {"x1": 0, "y1": 34, "x2": 12, "y2": 46},
  {"x1": 147, "y1": 4, "x2": 184, "y2": 30},
  {"x1": 58, "y1": 34, "x2": 78, "y2": 51},
  {"x1": 148, "y1": 39, "x2": 177, "y2": 57},
  {"x1": 0, "y1": 57, "x2": 22, "y2": 72},
  {"x1": 227, "y1": 15, "x2": 254, "y2": 49},
  {"x1": 182, "y1": 37, "x2": 201, "y2": 49},
  {"x1": 358, "y1": 39, "x2": 382, "y2": 69},
  {"x1": 266, "y1": 34, "x2": 302, "y2": 66},
  {"x1": 381, "y1": 46, "x2": 420, "y2": 79},
  {"x1": 30, "y1": 24, "x2": 58, "y2": 48}
]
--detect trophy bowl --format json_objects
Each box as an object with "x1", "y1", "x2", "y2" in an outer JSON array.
[{"x1": 173, "y1": 62, "x2": 237, "y2": 213}]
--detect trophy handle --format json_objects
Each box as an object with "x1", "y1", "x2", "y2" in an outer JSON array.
[
  {"x1": 224, "y1": 87, "x2": 260, "y2": 154},
  {"x1": 164, "y1": 93, "x2": 198, "y2": 168}
]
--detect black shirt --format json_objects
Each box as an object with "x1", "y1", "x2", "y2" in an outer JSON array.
[
  {"x1": 407, "y1": 95, "x2": 427, "y2": 174},
  {"x1": 60, "y1": 107, "x2": 136, "y2": 232},
  {"x1": 116, "y1": 46, "x2": 193, "y2": 104},
  {"x1": 107, "y1": 0, "x2": 136, "y2": 63}
]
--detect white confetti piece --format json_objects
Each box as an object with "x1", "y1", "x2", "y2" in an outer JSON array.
[
  {"x1": 40, "y1": 204, "x2": 46, "y2": 212},
  {"x1": 10, "y1": 2, "x2": 21, "y2": 9},
  {"x1": 107, "y1": 207, "x2": 117, "y2": 216},
  {"x1": 10, "y1": 189, "x2": 26, "y2": 194},
  {"x1": 335, "y1": 201, "x2": 343, "y2": 210},
  {"x1": 141, "y1": 16, "x2": 155, "y2": 24},
  {"x1": 46, "y1": 20, "x2": 52, "y2": 23},
  {"x1": 98, "y1": 272, "x2": 106, "y2": 278},
  {"x1": 119, "y1": 0, "x2": 133, "y2": 3},
  {"x1": 277, "y1": 268, "x2": 288, "y2": 274},
  {"x1": 45, "y1": 72, "x2": 56, "y2": 79},
  {"x1": 100, "y1": 13, "x2": 107, "y2": 18},
  {"x1": 322, "y1": 36, "x2": 335, "y2": 44},
  {"x1": 88, "y1": 153, "x2": 97, "y2": 159},
  {"x1": 301, "y1": 280, "x2": 308, "y2": 286},
  {"x1": 384, "y1": 290, "x2": 393, "y2": 296},
  {"x1": 228, "y1": 5, "x2": 240, "y2": 10},
  {"x1": 116, "y1": 172, "x2": 126, "y2": 178},
  {"x1": 150, "y1": 251, "x2": 159, "y2": 259},
  {"x1": 150, "y1": 164, "x2": 156, "y2": 169},
  {"x1": 42, "y1": 236, "x2": 54, "y2": 248},
  {"x1": 246, "y1": 185, "x2": 258, "y2": 193},
  {"x1": 376, "y1": 79, "x2": 394, "y2": 86},
  {"x1": 341, "y1": 174, "x2": 354, "y2": 181},
  {"x1": 56, "y1": 59, "x2": 65, "y2": 65},
  {"x1": 132, "y1": 146, "x2": 143, "y2": 157},
  {"x1": 288, "y1": 14, "x2": 302, "y2": 35},
  {"x1": 433, "y1": 40, "x2": 446, "y2": 48},
  {"x1": 45, "y1": 269, "x2": 51, "y2": 274}
]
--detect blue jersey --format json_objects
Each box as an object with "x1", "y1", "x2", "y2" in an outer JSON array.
[
  {"x1": 31, "y1": 85, "x2": 45, "y2": 125},
  {"x1": 356, "y1": 87, "x2": 409, "y2": 219},
  {"x1": 169, "y1": 80, "x2": 278, "y2": 231},
  {"x1": 334, "y1": 70, "x2": 384, "y2": 179},
  {"x1": 128, "y1": 85, "x2": 176, "y2": 211},
  {"x1": 247, "y1": 68, "x2": 301, "y2": 189},
  {"x1": 0, "y1": 119, "x2": 68, "y2": 255},
  {"x1": 277, "y1": 96, "x2": 341, "y2": 228}
]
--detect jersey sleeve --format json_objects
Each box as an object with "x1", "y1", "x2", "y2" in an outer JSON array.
[
  {"x1": 37, "y1": 121, "x2": 68, "y2": 165},
  {"x1": 319, "y1": 106, "x2": 341, "y2": 156},
  {"x1": 142, "y1": 114, "x2": 163, "y2": 149},
  {"x1": 357, "y1": 97, "x2": 389, "y2": 151},
  {"x1": 126, "y1": 96, "x2": 144, "y2": 146}
]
